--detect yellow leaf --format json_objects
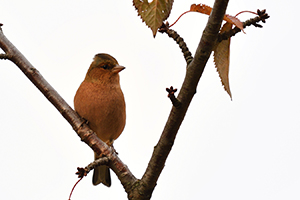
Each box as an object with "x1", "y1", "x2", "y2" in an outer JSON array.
[
  {"x1": 213, "y1": 22, "x2": 233, "y2": 99},
  {"x1": 133, "y1": 0, "x2": 173, "y2": 37}
]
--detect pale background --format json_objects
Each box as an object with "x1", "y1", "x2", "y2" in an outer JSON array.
[{"x1": 0, "y1": 1, "x2": 299, "y2": 199}]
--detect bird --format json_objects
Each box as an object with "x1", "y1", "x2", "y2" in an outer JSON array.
[{"x1": 74, "y1": 53, "x2": 126, "y2": 187}]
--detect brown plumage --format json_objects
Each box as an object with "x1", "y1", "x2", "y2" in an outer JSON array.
[{"x1": 74, "y1": 53, "x2": 126, "y2": 187}]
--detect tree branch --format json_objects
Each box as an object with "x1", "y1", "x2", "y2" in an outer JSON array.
[
  {"x1": 0, "y1": 26, "x2": 137, "y2": 195},
  {"x1": 137, "y1": 0, "x2": 229, "y2": 199},
  {"x1": 159, "y1": 23, "x2": 193, "y2": 65},
  {"x1": 218, "y1": 9, "x2": 270, "y2": 42}
]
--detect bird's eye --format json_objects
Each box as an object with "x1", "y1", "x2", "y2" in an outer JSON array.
[{"x1": 102, "y1": 65, "x2": 109, "y2": 69}]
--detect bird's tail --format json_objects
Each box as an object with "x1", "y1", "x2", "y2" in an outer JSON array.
[{"x1": 92, "y1": 153, "x2": 111, "y2": 187}]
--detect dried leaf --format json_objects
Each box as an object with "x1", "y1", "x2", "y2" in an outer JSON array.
[
  {"x1": 133, "y1": 0, "x2": 174, "y2": 37},
  {"x1": 190, "y1": 4, "x2": 244, "y2": 32},
  {"x1": 224, "y1": 15, "x2": 244, "y2": 32},
  {"x1": 190, "y1": 3, "x2": 211, "y2": 15},
  {"x1": 213, "y1": 22, "x2": 233, "y2": 99}
]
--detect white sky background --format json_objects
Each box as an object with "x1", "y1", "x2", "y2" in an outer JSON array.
[{"x1": 0, "y1": 0, "x2": 299, "y2": 199}]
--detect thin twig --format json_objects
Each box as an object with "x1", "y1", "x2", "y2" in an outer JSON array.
[
  {"x1": 166, "y1": 86, "x2": 181, "y2": 108},
  {"x1": 0, "y1": 53, "x2": 11, "y2": 60},
  {"x1": 159, "y1": 22, "x2": 193, "y2": 66},
  {"x1": 218, "y1": 9, "x2": 270, "y2": 42}
]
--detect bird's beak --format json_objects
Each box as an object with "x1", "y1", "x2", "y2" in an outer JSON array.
[{"x1": 112, "y1": 65, "x2": 125, "y2": 73}]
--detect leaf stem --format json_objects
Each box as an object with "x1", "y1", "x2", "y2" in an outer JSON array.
[
  {"x1": 169, "y1": 11, "x2": 192, "y2": 28},
  {"x1": 68, "y1": 177, "x2": 83, "y2": 200},
  {"x1": 235, "y1": 10, "x2": 257, "y2": 17}
]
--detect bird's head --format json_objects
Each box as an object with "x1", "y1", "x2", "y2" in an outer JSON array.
[{"x1": 84, "y1": 53, "x2": 125, "y2": 84}]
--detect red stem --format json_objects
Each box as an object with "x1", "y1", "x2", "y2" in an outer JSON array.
[
  {"x1": 169, "y1": 11, "x2": 192, "y2": 28},
  {"x1": 235, "y1": 10, "x2": 257, "y2": 17},
  {"x1": 170, "y1": 10, "x2": 257, "y2": 28},
  {"x1": 68, "y1": 177, "x2": 83, "y2": 200}
]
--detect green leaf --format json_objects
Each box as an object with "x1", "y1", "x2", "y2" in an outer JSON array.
[{"x1": 133, "y1": 0, "x2": 173, "y2": 37}]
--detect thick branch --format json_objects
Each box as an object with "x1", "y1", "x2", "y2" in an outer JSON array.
[
  {"x1": 138, "y1": 0, "x2": 230, "y2": 199},
  {"x1": 0, "y1": 29, "x2": 83, "y2": 130},
  {"x1": 0, "y1": 26, "x2": 137, "y2": 195}
]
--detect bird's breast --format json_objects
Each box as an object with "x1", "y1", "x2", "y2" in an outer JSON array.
[{"x1": 74, "y1": 81, "x2": 126, "y2": 144}]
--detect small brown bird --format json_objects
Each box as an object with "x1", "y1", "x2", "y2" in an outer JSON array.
[{"x1": 74, "y1": 53, "x2": 126, "y2": 187}]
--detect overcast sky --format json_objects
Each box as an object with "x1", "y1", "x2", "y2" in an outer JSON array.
[{"x1": 1, "y1": 1, "x2": 299, "y2": 200}]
